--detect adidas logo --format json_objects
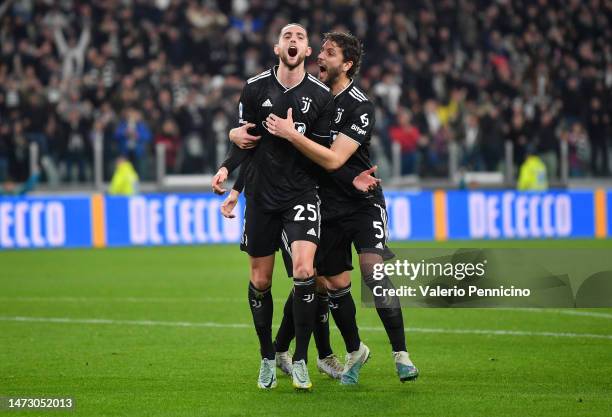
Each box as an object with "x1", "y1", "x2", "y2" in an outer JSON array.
[
  {"x1": 262, "y1": 99, "x2": 273, "y2": 107},
  {"x1": 375, "y1": 242, "x2": 384, "y2": 249},
  {"x1": 307, "y1": 228, "x2": 317, "y2": 237}
]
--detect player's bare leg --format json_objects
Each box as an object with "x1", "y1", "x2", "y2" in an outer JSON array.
[
  {"x1": 359, "y1": 252, "x2": 419, "y2": 382},
  {"x1": 248, "y1": 254, "x2": 277, "y2": 389},
  {"x1": 290, "y1": 240, "x2": 317, "y2": 390}
]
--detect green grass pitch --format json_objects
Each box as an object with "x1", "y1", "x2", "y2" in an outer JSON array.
[{"x1": 1, "y1": 240, "x2": 611, "y2": 416}]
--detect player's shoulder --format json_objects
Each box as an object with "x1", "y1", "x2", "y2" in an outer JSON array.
[
  {"x1": 346, "y1": 84, "x2": 372, "y2": 106},
  {"x1": 306, "y1": 73, "x2": 331, "y2": 94},
  {"x1": 246, "y1": 69, "x2": 272, "y2": 85}
]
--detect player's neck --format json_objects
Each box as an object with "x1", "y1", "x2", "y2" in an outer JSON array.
[
  {"x1": 331, "y1": 75, "x2": 352, "y2": 96},
  {"x1": 276, "y1": 64, "x2": 305, "y2": 90}
]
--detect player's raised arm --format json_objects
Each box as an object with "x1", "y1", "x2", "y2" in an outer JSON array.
[
  {"x1": 219, "y1": 161, "x2": 248, "y2": 218},
  {"x1": 212, "y1": 143, "x2": 248, "y2": 194},
  {"x1": 211, "y1": 82, "x2": 259, "y2": 194}
]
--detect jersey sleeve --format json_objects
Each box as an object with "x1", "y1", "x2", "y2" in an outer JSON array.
[
  {"x1": 220, "y1": 143, "x2": 252, "y2": 174},
  {"x1": 329, "y1": 164, "x2": 363, "y2": 189},
  {"x1": 309, "y1": 95, "x2": 334, "y2": 145},
  {"x1": 232, "y1": 157, "x2": 250, "y2": 193},
  {"x1": 220, "y1": 84, "x2": 258, "y2": 173},
  {"x1": 238, "y1": 83, "x2": 257, "y2": 126},
  {"x1": 338, "y1": 102, "x2": 375, "y2": 146}
]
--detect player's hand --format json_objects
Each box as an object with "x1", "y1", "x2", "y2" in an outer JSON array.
[
  {"x1": 265, "y1": 108, "x2": 297, "y2": 141},
  {"x1": 353, "y1": 165, "x2": 381, "y2": 192},
  {"x1": 211, "y1": 166, "x2": 228, "y2": 195},
  {"x1": 220, "y1": 189, "x2": 240, "y2": 218},
  {"x1": 229, "y1": 123, "x2": 261, "y2": 149}
]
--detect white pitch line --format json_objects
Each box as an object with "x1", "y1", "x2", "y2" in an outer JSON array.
[
  {"x1": 0, "y1": 316, "x2": 611, "y2": 340},
  {"x1": 3, "y1": 297, "x2": 612, "y2": 321},
  {"x1": 496, "y1": 308, "x2": 612, "y2": 320},
  {"x1": 2, "y1": 297, "x2": 612, "y2": 320},
  {"x1": 557, "y1": 310, "x2": 612, "y2": 319},
  {"x1": 0, "y1": 296, "x2": 247, "y2": 304},
  {"x1": 0, "y1": 316, "x2": 251, "y2": 329}
]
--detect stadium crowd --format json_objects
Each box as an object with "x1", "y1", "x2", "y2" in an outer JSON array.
[{"x1": 0, "y1": 0, "x2": 610, "y2": 184}]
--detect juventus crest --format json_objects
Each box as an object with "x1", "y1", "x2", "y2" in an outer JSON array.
[
  {"x1": 335, "y1": 108, "x2": 344, "y2": 123},
  {"x1": 300, "y1": 96, "x2": 312, "y2": 113}
]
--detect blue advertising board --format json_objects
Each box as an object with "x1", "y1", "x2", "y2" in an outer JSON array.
[
  {"x1": 105, "y1": 194, "x2": 245, "y2": 247},
  {"x1": 445, "y1": 190, "x2": 595, "y2": 240},
  {"x1": 0, "y1": 189, "x2": 608, "y2": 250},
  {"x1": 0, "y1": 195, "x2": 92, "y2": 249}
]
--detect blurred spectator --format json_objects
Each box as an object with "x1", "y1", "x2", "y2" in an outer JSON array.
[
  {"x1": 517, "y1": 147, "x2": 548, "y2": 191},
  {"x1": 61, "y1": 109, "x2": 91, "y2": 182},
  {"x1": 458, "y1": 113, "x2": 482, "y2": 171},
  {"x1": 9, "y1": 121, "x2": 29, "y2": 182},
  {"x1": 0, "y1": 172, "x2": 40, "y2": 196},
  {"x1": 413, "y1": 99, "x2": 448, "y2": 176},
  {"x1": 562, "y1": 122, "x2": 590, "y2": 177},
  {"x1": 53, "y1": 19, "x2": 91, "y2": 85},
  {"x1": 91, "y1": 101, "x2": 118, "y2": 181},
  {"x1": 535, "y1": 111, "x2": 559, "y2": 179},
  {"x1": 508, "y1": 111, "x2": 530, "y2": 168},
  {"x1": 23, "y1": 94, "x2": 49, "y2": 156},
  {"x1": 0, "y1": 121, "x2": 10, "y2": 182},
  {"x1": 586, "y1": 97, "x2": 609, "y2": 176},
  {"x1": 373, "y1": 72, "x2": 402, "y2": 114},
  {"x1": 108, "y1": 156, "x2": 139, "y2": 196},
  {"x1": 154, "y1": 118, "x2": 181, "y2": 174},
  {"x1": 479, "y1": 107, "x2": 504, "y2": 171},
  {"x1": 388, "y1": 108, "x2": 419, "y2": 174},
  {"x1": 114, "y1": 107, "x2": 152, "y2": 176}
]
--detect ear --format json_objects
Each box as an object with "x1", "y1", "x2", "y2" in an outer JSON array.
[
  {"x1": 343, "y1": 61, "x2": 354, "y2": 74},
  {"x1": 273, "y1": 44, "x2": 280, "y2": 56},
  {"x1": 305, "y1": 46, "x2": 312, "y2": 57}
]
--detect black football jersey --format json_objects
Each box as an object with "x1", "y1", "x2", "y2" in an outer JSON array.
[
  {"x1": 318, "y1": 80, "x2": 385, "y2": 220},
  {"x1": 221, "y1": 66, "x2": 334, "y2": 211}
]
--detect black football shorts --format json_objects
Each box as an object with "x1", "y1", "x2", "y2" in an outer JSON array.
[
  {"x1": 240, "y1": 191, "x2": 321, "y2": 257},
  {"x1": 280, "y1": 201, "x2": 394, "y2": 277}
]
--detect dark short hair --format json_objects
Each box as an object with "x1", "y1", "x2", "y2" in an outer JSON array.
[{"x1": 322, "y1": 32, "x2": 363, "y2": 78}]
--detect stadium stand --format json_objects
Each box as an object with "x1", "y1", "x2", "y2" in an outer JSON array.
[{"x1": 0, "y1": 0, "x2": 610, "y2": 185}]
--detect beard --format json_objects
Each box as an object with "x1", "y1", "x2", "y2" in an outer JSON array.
[
  {"x1": 321, "y1": 64, "x2": 342, "y2": 87},
  {"x1": 279, "y1": 50, "x2": 306, "y2": 69}
]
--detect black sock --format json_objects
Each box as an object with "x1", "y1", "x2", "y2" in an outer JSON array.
[
  {"x1": 313, "y1": 292, "x2": 333, "y2": 359},
  {"x1": 248, "y1": 282, "x2": 275, "y2": 360},
  {"x1": 274, "y1": 289, "x2": 295, "y2": 353},
  {"x1": 328, "y1": 284, "x2": 361, "y2": 353},
  {"x1": 292, "y1": 277, "x2": 317, "y2": 363},
  {"x1": 363, "y1": 274, "x2": 407, "y2": 352}
]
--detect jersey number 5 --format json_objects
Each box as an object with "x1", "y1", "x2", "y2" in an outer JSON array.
[{"x1": 373, "y1": 221, "x2": 384, "y2": 239}]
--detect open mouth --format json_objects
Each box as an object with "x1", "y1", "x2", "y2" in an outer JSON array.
[
  {"x1": 288, "y1": 46, "x2": 298, "y2": 57},
  {"x1": 319, "y1": 65, "x2": 327, "y2": 76}
]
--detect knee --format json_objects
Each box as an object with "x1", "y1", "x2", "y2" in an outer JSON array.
[
  {"x1": 325, "y1": 272, "x2": 352, "y2": 291},
  {"x1": 250, "y1": 268, "x2": 272, "y2": 290},
  {"x1": 292, "y1": 260, "x2": 314, "y2": 279}
]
